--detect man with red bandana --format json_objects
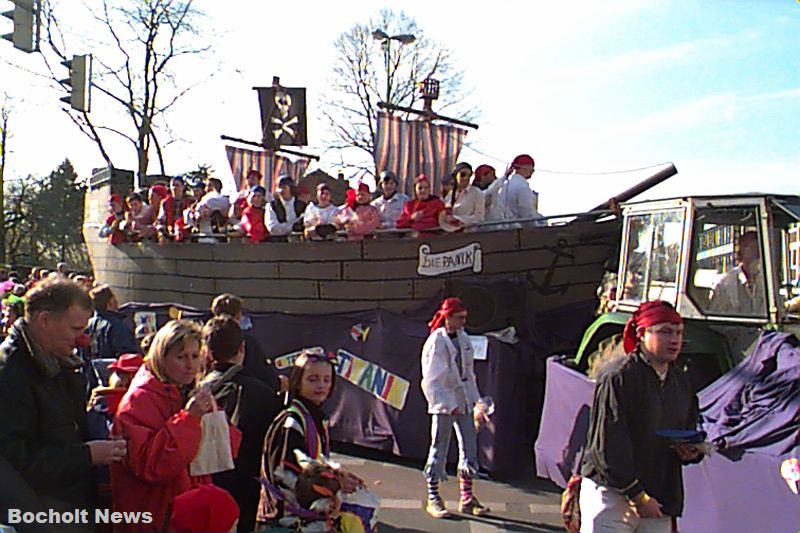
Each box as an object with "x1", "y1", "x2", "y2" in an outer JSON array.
[
  {"x1": 420, "y1": 297, "x2": 489, "y2": 519},
  {"x1": 579, "y1": 300, "x2": 703, "y2": 533},
  {"x1": 99, "y1": 193, "x2": 128, "y2": 245}
]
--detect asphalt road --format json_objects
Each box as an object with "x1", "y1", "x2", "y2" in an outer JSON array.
[{"x1": 331, "y1": 447, "x2": 564, "y2": 533}]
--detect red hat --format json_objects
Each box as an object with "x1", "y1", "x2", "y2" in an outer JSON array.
[
  {"x1": 622, "y1": 300, "x2": 683, "y2": 353},
  {"x1": 511, "y1": 154, "x2": 535, "y2": 168},
  {"x1": 108, "y1": 193, "x2": 123, "y2": 205},
  {"x1": 107, "y1": 353, "x2": 144, "y2": 374},
  {"x1": 246, "y1": 169, "x2": 262, "y2": 180},
  {"x1": 428, "y1": 297, "x2": 467, "y2": 333},
  {"x1": 474, "y1": 164, "x2": 495, "y2": 178},
  {"x1": 169, "y1": 485, "x2": 239, "y2": 533},
  {"x1": 415, "y1": 174, "x2": 430, "y2": 184},
  {"x1": 150, "y1": 184, "x2": 168, "y2": 199},
  {"x1": 356, "y1": 182, "x2": 370, "y2": 193}
]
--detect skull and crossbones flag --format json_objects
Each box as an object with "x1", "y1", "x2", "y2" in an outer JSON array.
[{"x1": 256, "y1": 86, "x2": 308, "y2": 149}]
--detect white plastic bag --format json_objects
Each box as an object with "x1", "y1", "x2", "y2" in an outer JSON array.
[
  {"x1": 338, "y1": 487, "x2": 380, "y2": 533},
  {"x1": 189, "y1": 410, "x2": 234, "y2": 476}
]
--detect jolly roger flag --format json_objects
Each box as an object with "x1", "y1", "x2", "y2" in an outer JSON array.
[{"x1": 256, "y1": 86, "x2": 308, "y2": 149}]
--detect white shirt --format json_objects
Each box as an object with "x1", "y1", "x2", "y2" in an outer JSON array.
[
  {"x1": 420, "y1": 328, "x2": 481, "y2": 415},
  {"x1": 449, "y1": 185, "x2": 485, "y2": 226},
  {"x1": 486, "y1": 172, "x2": 542, "y2": 226},
  {"x1": 267, "y1": 196, "x2": 302, "y2": 236},
  {"x1": 303, "y1": 203, "x2": 340, "y2": 228},
  {"x1": 372, "y1": 192, "x2": 410, "y2": 229}
]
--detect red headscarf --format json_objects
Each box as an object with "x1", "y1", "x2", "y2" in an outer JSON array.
[
  {"x1": 428, "y1": 297, "x2": 467, "y2": 333},
  {"x1": 346, "y1": 182, "x2": 370, "y2": 209},
  {"x1": 622, "y1": 300, "x2": 683, "y2": 353}
]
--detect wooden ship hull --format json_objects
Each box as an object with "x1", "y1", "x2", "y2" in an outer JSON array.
[{"x1": 83, "y1": 171, "x2": 620, "y2": 317}]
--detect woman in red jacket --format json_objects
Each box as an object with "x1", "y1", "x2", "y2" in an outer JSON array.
[
  {"x1": 241, "y1": 185, "x2": 269, "y2": 243},
  {"x1": 110, "y1": 320, "x2": 239, "y2": 532},
  {"x1": 395, "y1": 174, "x2": 446, "y2": 234}
]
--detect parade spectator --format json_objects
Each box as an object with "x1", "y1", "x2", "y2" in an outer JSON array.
[
  {"x1": 237, "y1": 169, "x2": 271, "y2": 204},
  {"x1": 267, "y1": 175, "x2": 307, "y2": 241},
  {"x1": 372, "y1": 170, "x2": 409, "y2": 229},
  {"x1": 99, "y1": 193, "x2": 128, "y2": 245},
  {"x1": 396, "y1": 174, "x2": 446, "y2": 234},
  {"x1": 304, "y1": 183, "x2": 341, "y2": 241},
  {"x1": 241, "y1": 186, "x2": 269, "y2": 243},
  {"x1": 441, "y1": 162, "x2": 485, "y2": 231},
  {"x1": 1, "y1": 293, "x2": 24, "y2": 339},
  {"x1": 110, "y1": 320, "x2": 241, "y2": 533},
  {"x1": 297, "y1": 184, "x2": 313, "y2": 206},
  {"x1": 199, "y1": 316, "x2": 282, "y2": 532},
  {"x1": 421, "y1": 297, "x2": 489, "y2": 519},
  {"x1": 580, "y1": 300, "x2": 702, "y2": 533},
  {"x1": 157, "y1": 176, "x2": 194, "y2": 242},
  {"x1": 258, "y1": 351, "x2": 363, "y2": 525},
  {"x1": 0, "y1": 278, "x2": 126, "y2": 532},
  {"x1": 472, "y1": 164, "x2": 497, "y2": 191},
  {"x1": 169, "y1": 484, "x2": 240, "y2": 533},
  {"x1": 85, "y1": 285, "x2": 140, "y2": 361},
  {"x1": 486, "y1": 154, "x2": 542, "y2": 225},
  {"x1": 210, "y1": 293, "x2": 282, "y2": 393},
  {"x1": 122, "y1": 192, "x2": 157, "y2": 241},
  {"x1": 335, "y1": 182, "x2": 380, "y2": 241},
  {"x1": 56, "y1": 262, "x2": 69, "y2": 276}
]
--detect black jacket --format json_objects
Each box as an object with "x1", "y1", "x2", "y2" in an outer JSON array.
[
  {"x1": 243, "y1": 331, "x2": 280, "y2": 392},
  {"x1": 581, "y1": 350, "x2": 700, "y2": 517},
  {"x1": 269, "y1": 197, "x2": 307, "y2": 232},
  {"x1": 203, "y1": 362, "x2": 282, "y2": 533},
  {"x1": 85, "y1": 309, "x2": 139, "y2": 361},
  {"x1": 0, "y1": 321, "x2": 95, "y2": 532}
]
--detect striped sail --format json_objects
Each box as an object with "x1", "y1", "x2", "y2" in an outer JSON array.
[
  {"x1": 374, "y1": 111, "x2": 469, "y2": 197},
  {"x1": 225, "y1": 145, "x2": 310, "y2": 192}
]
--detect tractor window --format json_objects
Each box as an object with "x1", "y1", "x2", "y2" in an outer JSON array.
[
  {"x1": 620, "y1": 210, "x2": 684, "y2": 306},
  {"x1": 688, "y1": 207, "x2": 767, "y2": 318}
]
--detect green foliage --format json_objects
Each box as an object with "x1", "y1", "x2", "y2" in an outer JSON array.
[{"x1": 3, "y1": 159, "x2": 90, "y2": 272}]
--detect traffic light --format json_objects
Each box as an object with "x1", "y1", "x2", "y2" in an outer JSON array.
[
  {"x1": 60, "y1": 54, "x2": 92, "y2": 112},
  {"x1": 1, "y1": 0, "x2": 40, "y2": 53}
]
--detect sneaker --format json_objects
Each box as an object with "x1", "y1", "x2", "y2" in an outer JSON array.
[
  {"x1": 459, "y1": 497, "x2": 490, "y2": 516},
  {"x1": 426, "y1": 497, "x2": 451, "y2": 519}
]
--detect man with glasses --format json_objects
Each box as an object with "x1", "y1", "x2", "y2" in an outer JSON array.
[{"x1": 579, "y1": 300, "x2": 703, "y2": 533}]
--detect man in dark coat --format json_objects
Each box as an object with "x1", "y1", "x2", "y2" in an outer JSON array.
[
  {"x1": 199, "y1": 315, "x2": 282, "y2": 532},
  {"x1": 85, "y1": 284, "x2": 139, "y2": 361},
  {"x1": 210, "y1": 292, "x2": 283, "y2": 392},
  {"x1": 0, "y1": 278, "x2": 127, "y2": 533}
]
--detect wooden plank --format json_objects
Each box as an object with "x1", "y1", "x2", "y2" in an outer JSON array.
[
  {"x1": 278, "y1": 261, "x2": 341, "y2": 280},
  {"x1": 129, "y1": 273, "x2": 216, "y2": 294},
  {"x1": 212, "y1": 241, "x2": 362, "y2": 262},
  {"x1": 362, "y1": 231, "x2": 519, "y2": 260},
  {"x1": 106, "y1": 256, "x2": 178, "y2": 275},
  {"x1": 175, "y1": 260, "x2": 278, "y2": 279},
  {"x1": 216, "y1": 278, "x2": 319, "y2": 299},
  {"x1": 319, "y1": 280, "x2": 413, "y2": 300},
  {"x1": 412, "y1": 279, "x2": 445, "y2": 299},
  {"x1": 342, "y1": 259, "x2": 418, "y2": 280}
]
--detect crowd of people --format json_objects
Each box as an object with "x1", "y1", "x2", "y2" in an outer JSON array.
[
  {"x1": 0, "y1": 277, "x2": 382, "y2": 532},
  {"x1": 100, "y1": 154, "x2": 544, "y2": 245}
]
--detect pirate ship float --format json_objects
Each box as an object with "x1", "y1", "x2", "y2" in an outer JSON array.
[{"x1": 82, "y1": 77, "x2": 676, "y2": 330}]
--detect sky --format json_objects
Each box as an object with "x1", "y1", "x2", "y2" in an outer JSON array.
[{"x1": 1, "y1": 0, "x2": 798, "y2": 215}]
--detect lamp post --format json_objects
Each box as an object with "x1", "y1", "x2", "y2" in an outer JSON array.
[{"x1": 372, "y1": 29, "x2": 416, "y2": 105}]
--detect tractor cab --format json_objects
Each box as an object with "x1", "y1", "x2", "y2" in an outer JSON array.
[{"x1": 572, "y1": 194, "x2": 800, "y2": 390}]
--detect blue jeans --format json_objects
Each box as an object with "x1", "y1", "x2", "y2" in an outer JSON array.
[{"x1": 423, "y1": 413, "x2": 479, "y2": 482}]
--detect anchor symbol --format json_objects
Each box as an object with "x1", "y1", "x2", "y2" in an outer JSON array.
[{"x1": 529, "y1": 239, "x2": 574, "y2": 295}]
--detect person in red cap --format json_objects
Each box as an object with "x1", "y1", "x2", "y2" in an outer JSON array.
[
  {"x1": 472, "y1": 164, "x2": 496, "y2": 191},
  {"x1": 99, "y1": 193, "x2": 128, "y2": 244},
  {"x1": 169, "y1": 484, "x2": 240, "y2": 533},
  {"x1": 240, "y1": 186, "x2": 269, "y2": 243},
  {"x1": 579, "y1": 300, "x2": 703, "y2": 533},
  {"x1": 486, "y1": 153, "x2": 542, "y2": 226},
  {"x1": 395, "y1": 174, "x2": 446, "y2": 235},
  {"x1": 421, "y1": 297, "x2": 490, "y2": 519}
]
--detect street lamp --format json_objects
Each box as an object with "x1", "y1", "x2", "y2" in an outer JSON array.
[{"x1": 372, "y1": 29, "x2": 416, "y2": 105}]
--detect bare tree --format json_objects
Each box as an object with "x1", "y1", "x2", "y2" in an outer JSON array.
[
  {"x1": 321, "y1": 9, "x2": 477, "y2": 177},
  {"x1": 40, "y1": 0, "x2": 212, "y2": 186}
]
